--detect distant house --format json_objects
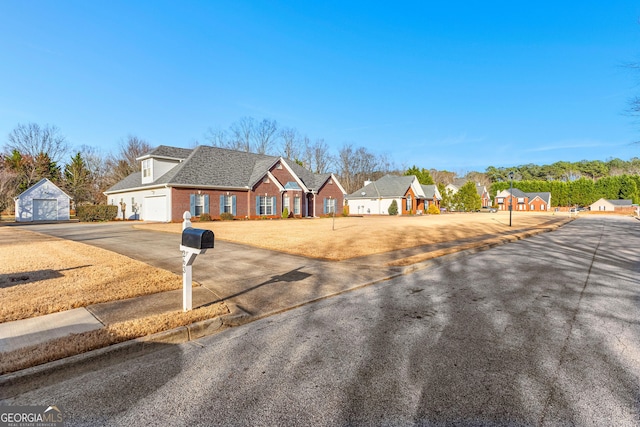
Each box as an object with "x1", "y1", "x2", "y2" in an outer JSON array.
[
  {"x1": 15, "y1": 178, "x2": 71, "y2": 222},
  {"x1": 589, "y1": 198, "x2": 633, "y2": 212},
  {"x1": 445, "y1": 180, "x2": 491, "y2": 208},
  {"x1": 494, "y1": 188, "x2": 551, "y2": 212},
  {"x1": 104, "y1": 145, "x2": 346, "y2": 222},
  {"x1": 346, "y1": 175, "x2": 441, "y2": 215}
]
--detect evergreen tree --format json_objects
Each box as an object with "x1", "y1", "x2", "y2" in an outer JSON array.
[
  {"x1": 64, "y1": 152, "x2": 91, "y2": 208},
  {"x1": 405, "y1": 165, "x2": 434, "y2": 185},
  {"x1": 452, "y1": 181, "x2": 482, "y2": 212},
  {"x1": 388, "y1": 200, "x2": 398, "y2": 215}
]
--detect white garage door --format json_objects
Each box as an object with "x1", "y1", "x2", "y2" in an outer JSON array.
[
  {"x1": 33, "y1": 199, "x2": 57, "y2": 221},
  {"x1": 143, "y1": 196, "x2": 168, "y2": 222}
]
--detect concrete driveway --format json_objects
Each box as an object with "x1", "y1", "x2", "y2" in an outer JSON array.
[{"x1": 6, "y1": 216, "x2": 640, "y2": 425}]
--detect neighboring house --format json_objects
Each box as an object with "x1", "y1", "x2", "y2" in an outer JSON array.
[
  {"x1": 494, "y1": 188, "x2": 551, "y2": 212},
  {"x1": 589, "y1": 198, "x2": 633, "y2": 212},
  {"x1": 346, "y1": 175, "x2": 438, "y2": 215},
  {"x1": 104, "y1": 145, "x2": 346, "y2": 222},
  {"x1": 421, "y1": 184, "x2": 442, "y2": 209},
  {"x1": 445, "y1": 180, "x2": 491, "y2": 208},
  {"x1": 15, "y1": 178, "x2": 71, "y2": 222}
]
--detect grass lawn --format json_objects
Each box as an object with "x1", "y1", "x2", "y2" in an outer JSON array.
[{"x1": 139, "y1": 211, "x2": 573, "y2": 261}]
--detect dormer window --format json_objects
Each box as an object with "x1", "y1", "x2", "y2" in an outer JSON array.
[{"x1": 142, "y1": 159, "x2": 152, "y2": 178}]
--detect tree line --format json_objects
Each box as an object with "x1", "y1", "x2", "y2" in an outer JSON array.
[
  {"x1": 490, "y1": 175, "x2": 640, "y2": 206},
  {"x1": 0, "y1": 119, "x2": 398, "y2": 213},
  {"x1": 2, "y1": 120, "x2": 639, "y2": 215},
  {"x1": 0, "y1": 123, "x2": 153, "y2": 213},
  {"x1": 485, "y1": 158, "x2": 640, "y2": 183}
]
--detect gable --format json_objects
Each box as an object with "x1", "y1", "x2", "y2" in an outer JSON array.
[{"x1": 17, "y1": 178, "x2": 71, "y2": 201}]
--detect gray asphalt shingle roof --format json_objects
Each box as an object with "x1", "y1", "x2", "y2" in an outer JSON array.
[
  {"x1": 347, "y1": 175, "x2": 416, "y2": 199},
  {"x1": 421, "y1": 184, "x2": 440, "y2": 200},
  {"x1": 106, "y1": 145, "x2": 336, "y2": 193},
  {"x1": 606, "y1": 199, "x2": 633, "y2": 206}
]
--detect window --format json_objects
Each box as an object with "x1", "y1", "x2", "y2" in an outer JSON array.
[
  {"x1": 541, "y1": 204, "x2": 545, "y2": 210},
  {"x1": 294, "y1": 196, "x2": 301, "y2": 215},
  {"x1": 142, "y1": 159, "x2": 152, "y2": 178},
  {"x1": 530, "y1": 204, "x2": 534, "y2": 210},
  {"x1": 257, "y1": 196, "x2": 275, "y2": 216},
  {"x1": 497, "y1": 197, "x2": 504, "y2": 204},
  {"x1": 283, "y1": 196, "x2": 290, "y2": 212},
  {"x1": 406, "y1": 195, "x2": 412, "y2": 212},
  {"x1": 194, "y1": 194, "x2": 205, "y2": 216},
  {"x1": 219, "y1": 195, "x2": 236, "y2": 215},
  {"x1": 517, "y1": 197, "x2": 525, "y2": 204},
  {"x1": 324, "y1": 198, "x2": 336, "y2": 214}
]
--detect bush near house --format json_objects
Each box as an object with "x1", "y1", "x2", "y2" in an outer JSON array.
[
  {"x1": 282, "y1": 207, "x2": 289, "y2": 219},
  {"x1": 388, "y1": 200, "x2": 398, "y2": 215},
  {"x1": 427, "y1": 204, "x2": 440, "y2": 215},
  {"x1": 199, "y1": 213, "x2": 212, "y2": 221},
  {"x1": 77, "y1": 205, "x2": 118, "y2": 222},
  {"x1": 220, "y1": 212, "x2": 234, "y2": 221}
]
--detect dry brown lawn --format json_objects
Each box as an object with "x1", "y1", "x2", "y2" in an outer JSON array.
[
  {"x1": 139, "y1": 211, "x2": 572, "y2": 260},
  {"x1": 0, "y1": 227, "x2": 190, "y2": 323}
]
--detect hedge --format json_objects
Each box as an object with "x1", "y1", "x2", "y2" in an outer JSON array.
[{"x1": 77, "y1": 205, "x2": 118, "y2": 222}]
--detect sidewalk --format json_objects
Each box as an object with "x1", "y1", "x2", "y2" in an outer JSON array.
[{"x1": 0, "y1": 218, "x2": 571, "y2": 393}]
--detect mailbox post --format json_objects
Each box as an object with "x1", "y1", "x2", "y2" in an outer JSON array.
[{"x1": 180, "y1": 212, "x2": 214, "y2": 311}]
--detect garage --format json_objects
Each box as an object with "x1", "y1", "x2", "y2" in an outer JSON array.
[
  {"x1": 143, "y1": 196, "x2": 168, "y2": 222},
  {"x1": 15, "y1": 179, "x2": 71, "y2": 222},
  {"x1": 33, "y1": 199, "x2": 58, "y2": 221}
]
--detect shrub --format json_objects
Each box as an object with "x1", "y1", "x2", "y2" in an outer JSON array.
[
  {"x1": 199, "y1": 213, "x2": 212, "y2": 221},
  {"x1": 427, "y1": 204, "x2": 440, "y2": 215},
  {"x1": 77, "y1": 205, "x2": 118, "y2": 222},
  {"x1": 282, "y1": 207, "x2": 289, "y2": 219},
  {"x1": 342, "y1": 205, "x2": 350, "y2": 216},
  {"x1": 220, "y1": 212, "x2": 234, "y2": 221},
  {"x1": 388, "y1": 200, "x2": 398, "y2": 215}
]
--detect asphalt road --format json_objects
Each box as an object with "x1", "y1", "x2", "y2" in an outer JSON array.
[{"x1": 4, "y1": 216, "x2": 640, "y2": 426}]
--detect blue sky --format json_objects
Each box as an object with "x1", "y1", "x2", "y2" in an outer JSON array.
[{"x1": 1, "y1": 1, "x2": 640, "y2": 173}]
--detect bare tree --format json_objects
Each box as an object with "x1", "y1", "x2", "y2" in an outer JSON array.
[
  {"x1": 305, "y1": 138, "x2": 334, "y2": 174},
  {"x1": 279, "y1": 127, "x2": 302, "y2": 160},
  {"x1": 0, "y1": 156, "x2": 19, "y2": 215},
  {"x1": 253, "y1": 118, "x2": 278, "y2": 155},
  {"x1": 80, "y1": 145, "x2": 109, "y2": 204},
  {"x1": 204, "y1": 127, "x2": 229, "y2": 148},
  {"x1": 229, "y1": 117, "x2": 255, "y2": 152},
  {"x1": 5, "y1": 122, "x2": 69, "y2": 164},
  {"x1": 105, "y1": 135, "x2": 152, "y2": 187},
  {"x1": 430, "y1": 169, "x2": 456, "y2": 185}
]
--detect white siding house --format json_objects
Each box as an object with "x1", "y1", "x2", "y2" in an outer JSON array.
[{"x1": 15, "y1": 178, "x2": 71, "y2": 222}]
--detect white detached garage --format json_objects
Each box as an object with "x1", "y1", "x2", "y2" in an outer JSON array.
[{"x1": 15, "y1": 178, "x2": 71, "y2": 222}]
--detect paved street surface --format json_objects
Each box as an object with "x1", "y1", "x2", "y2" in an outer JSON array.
[{"x1": 3, "y1": 216, "x2": 640, "y2": 426}]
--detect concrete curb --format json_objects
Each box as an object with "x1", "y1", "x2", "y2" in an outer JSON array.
[
  {"x1": 0, "y1": 305, "x2": 249, "y2": 399},
  {"x1": 0, "y1": 219, "x2": 572, "y2": 399}
]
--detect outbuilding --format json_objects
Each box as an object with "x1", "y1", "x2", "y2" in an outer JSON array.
[
  {"x1": 589, "y1": 198, "x2": 633, "y2": 212},
  {"x1": 14, "y1": 178, "x2": 72, "y2": 222}
]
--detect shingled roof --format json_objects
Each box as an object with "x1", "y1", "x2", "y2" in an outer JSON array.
[
  {"x1": 106, "y1": 145, "x2": 340, "y2": 194},
  {"x1": 347, "y1": 175, "x2": 423, "y2": 199}
]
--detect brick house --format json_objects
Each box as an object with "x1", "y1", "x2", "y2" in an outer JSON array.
[
  {"x1": 494, "y1": 188, "x2": 551, "y2": 212},
  {"x1": 346, "y1": 175, "x2": 441, "y2": 215},
  {"x1": 104, "y1": 145, "x2": 346, "y2": 222}
]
